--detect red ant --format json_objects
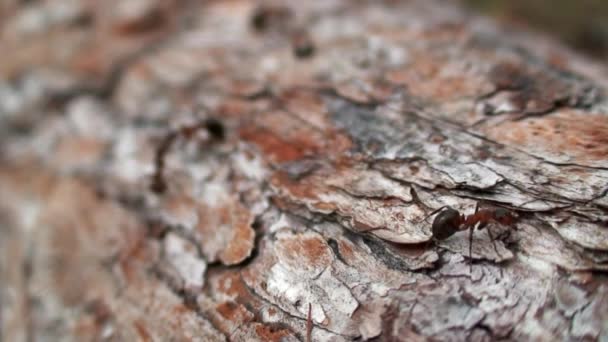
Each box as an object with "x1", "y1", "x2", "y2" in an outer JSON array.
[
  {"x1": 150, "y1": 118, "x2": 224, "y2": 194},
  {"x1": 424, "y1": 203, "x2": 518, "y2": 272}
]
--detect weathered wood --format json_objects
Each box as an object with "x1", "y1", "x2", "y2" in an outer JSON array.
[{"x1": 1, "y1": 0, "x2": 608, "y2": 341}]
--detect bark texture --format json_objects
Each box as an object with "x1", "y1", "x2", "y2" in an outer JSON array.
[{"x1": 2, "y1": 0, "x2": 608, "y2": 341}]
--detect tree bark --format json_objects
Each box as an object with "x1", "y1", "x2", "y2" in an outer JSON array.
[{"x1": 1, "y1": 0, "x2": 608, "y2": 341}]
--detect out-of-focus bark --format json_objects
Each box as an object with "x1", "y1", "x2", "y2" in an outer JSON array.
[{"x1": 1, "y1": 1, "x2": 607, "y2": 341}]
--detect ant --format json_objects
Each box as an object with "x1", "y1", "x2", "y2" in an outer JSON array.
[
  {"x1": 150, "y1": 118, "x2": 225, "y2": 194},
  {"x1": 423, "y1": 203, "x2": 518, "y2": 272}
]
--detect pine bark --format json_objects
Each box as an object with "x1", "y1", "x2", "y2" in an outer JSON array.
[{"x1": 1, "y1": 1, "x2": 608, "y2": 341}]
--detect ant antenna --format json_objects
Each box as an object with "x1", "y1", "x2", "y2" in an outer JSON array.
[{"x1": 419, "y1": 205, "x2": 450, "y2": 223}]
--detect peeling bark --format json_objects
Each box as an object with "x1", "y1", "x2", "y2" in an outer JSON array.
[{"x1": 1, "y1": 0, "x2": 608, "y2": 341}]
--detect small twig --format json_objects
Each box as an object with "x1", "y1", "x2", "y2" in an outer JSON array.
[{"x1": 307, "y1": 303, "x2": 313, "y2": 342}]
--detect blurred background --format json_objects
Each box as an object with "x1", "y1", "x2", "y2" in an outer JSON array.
[{"x1": 464, "y1": 0, "x2": 608, "y2": 61}]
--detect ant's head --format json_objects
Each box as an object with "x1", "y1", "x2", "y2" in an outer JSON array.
[
  {"x1": 431, "y1": 207, "x2": 461, "y2": 240},
  {"x1": 493, "y1": 208, "x2": 517, "y2": 225}
]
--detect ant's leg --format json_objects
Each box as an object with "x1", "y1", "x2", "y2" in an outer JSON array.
[
  {"x1": 407, "y1": 300, "x2": 418, "y2": 322},
  {"x1": 467, "y1": 203, "x2": 481, "y2": 273},
  {"x1": 485, "y1": 226, "x2": 504, "y2": 277},
  {"x1": 485, "y1": 226, "x2": 501, "y2": 258},
  {"x1": 468, "y1": 225, "x2": 474, "y2": 273}
]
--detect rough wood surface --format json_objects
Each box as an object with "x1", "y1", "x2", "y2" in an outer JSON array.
[{"x1": 1, "y1": 0, "x2": 608, "y2": 341}]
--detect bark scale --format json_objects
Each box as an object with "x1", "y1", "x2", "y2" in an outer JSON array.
[{"x1": 1, "y1": 0, "x2": 608, "y2": 341}]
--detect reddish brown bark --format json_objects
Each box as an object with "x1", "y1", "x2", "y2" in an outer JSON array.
[{"x1": 1, "y1": 0, "x2": 607, "y2": 341}]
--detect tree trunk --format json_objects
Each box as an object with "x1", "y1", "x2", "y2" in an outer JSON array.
[{"x1": 2, "y1": 1, "x2": 608, "y2": 341}]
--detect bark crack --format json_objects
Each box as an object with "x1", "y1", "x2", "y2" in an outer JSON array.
[
  {"x1": 237, "y1": 273, "x2": 352, "y2": 340},
  {"x1": 149, "y1": 265, "x2": 228, "y2": 340}
]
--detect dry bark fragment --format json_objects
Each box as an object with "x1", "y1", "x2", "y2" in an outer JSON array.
[{"x1": 2, "y1": 0, "x2": 608, "y2": 341}]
